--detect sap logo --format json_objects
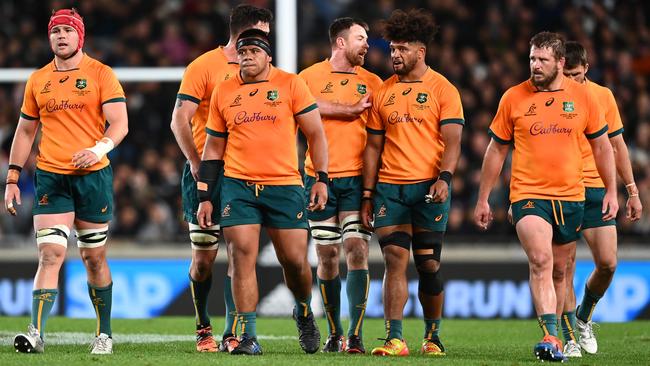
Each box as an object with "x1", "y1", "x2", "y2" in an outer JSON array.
[
  {"x1": 0, "y1": 279, "x2": 60, "y2": 316},
  {"x1": 574, "y1": 261, "x2": 650, "y2": 322},
  {"x1": 65, "y1": 259, "x2": 190, "y2": 318},
  {"x1": 444, "y1": 280, "x2": 532, "y2": 318}
]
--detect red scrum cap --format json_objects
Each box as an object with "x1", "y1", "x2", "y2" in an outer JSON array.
[{"x1": 48, "y1": 8, "x2": 85, "y2": 50}]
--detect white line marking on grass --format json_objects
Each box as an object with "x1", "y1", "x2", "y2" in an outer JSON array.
[{"x1": 0, "y1": 331, "x2": 295, "y2": 345}]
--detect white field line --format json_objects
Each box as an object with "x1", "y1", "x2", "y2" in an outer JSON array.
[{"x1": 0, "y1": 331, "x2": 296, "y2": 345}]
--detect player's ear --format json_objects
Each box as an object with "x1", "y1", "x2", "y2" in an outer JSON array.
[
  {"x1": 584, "y1": 63, "x2": 589, "y2": 74},
  {"x1": 336, "y1": 36, "x2": 345, "y2": 49},
  {"x1": 558, "y1": 56, "x2": 566, "y2": 69}
]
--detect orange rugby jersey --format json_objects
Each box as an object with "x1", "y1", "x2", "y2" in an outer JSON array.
[
  {"x1": 366, "y1": 68, "x2": 464, "y2": 184},
  {"x1": 299, "y1": 60, "x2": 382, "y2": 178},
  {"x1": 489, "y1": 77, "x2": 607, "y2": 202},
  {"x1": 580, "y1": 79, "x2": 624, "y2": 188},
  {"x1": 177, "y1": 47, "x2": 239, "y2": 156},
  {"x1": 206, "y1": 66, "x2": 317, "y2": 185},
  {"x1": 20, "y1": 54, "x2": 125, "y2": 175}
]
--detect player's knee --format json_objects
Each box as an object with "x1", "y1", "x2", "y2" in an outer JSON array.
[
  {"x1": 595, "y1": 258, "x2": 617, "y2": 277},
  {"x1": 191, "y1": 257, "x2": 215, "y2": 279},
  {"x1": 340, "y1": 214, "x2": 371, "y2": 242},
  {"x1": 528, "y1": 251, "x2": 552, "y2": 274},
  {"x1": 81, "y1": 252, "x2": 107, "y2": 273},
  {"x1": 412, "y1": 231, "x2": 443, "y2": 272},
  {"x1": 317, "y1": 246, "x2": 339, "y2": 269},
  {"x1": 309, "y1": 220, "x2": 341, "y2": 245},
  {"x1": 76, "y1": 226, "x2": 109, "y2": 248},
  {"x1": 418, "y1": 270, "x2": 444, "y2": 296},
  {"x1": 189, "y1": 223, "x2": 220, "y2": 250},
  {"x1": 38, "y1": 247, "x2": 66, "y2": 268},
  {"x1": 552, "y1": 265, "x2": 566, "y2": 282},
  {"x1": 36, "y1": 224, "x2": 70, "y2": 247},
  {"x1": 344, "y1": 240, "x2": 368, "y2": 268}
]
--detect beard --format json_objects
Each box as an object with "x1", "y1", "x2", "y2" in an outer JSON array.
[
  {"x1": 530, "y1": 65, "x2": 559, "y2": 89},
  {"x1": 345, "y1": 47, "x2": 365, "y2": 67},
  {"x1": 393, "y1": 56, "x2": 417, "y2": 76}
]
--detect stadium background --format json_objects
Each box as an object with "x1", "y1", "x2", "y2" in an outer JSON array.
[{"x1": 0, "y1": 0, "x2": 649, "y2": 322}]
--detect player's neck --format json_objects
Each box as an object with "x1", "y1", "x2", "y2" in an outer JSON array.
[
  {"x1": 398, "y1": 62, "x2": 428, "y2": 82},
  {"x1": 241, "y1": 64, "x2": 271, "y2": 83},
  {"x1": 54, "y1": 50, "x2": 83, "y2": 71},
  {"x1": 223, "y1": 41, "x2": 238, "y2": 63},
  {"x1": 537, "y1": 74, "x2": 564, "y2": 92},
  {"x1": 329, "y1": 51, "x2": 355, "y2": 73}
]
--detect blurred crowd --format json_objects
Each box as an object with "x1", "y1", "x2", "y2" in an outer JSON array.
[{"x1": 1, "y1": 0, "x2": 649, "y2": 245}]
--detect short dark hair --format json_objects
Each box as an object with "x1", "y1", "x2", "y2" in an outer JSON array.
[
  {"x1": 229, "y1": 4, "x2": 273, "y2": 37},
  {"x1": 565, "y1": 41, "x2": 588, "y2": 69},
  {"x1": 237, "y1": 28, "x2": 271, "y2": 44},
  {"x1": 381, "y1": 9, "x2": 438, "y2": 45},
  {"x1": 530, "y1": 31, "x2": 566, "y2": 60},
  {"x1": 328, "y1": 17, "x2": 369, "y2": 45}
]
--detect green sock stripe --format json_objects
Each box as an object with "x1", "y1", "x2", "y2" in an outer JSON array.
[
  {"x1": 189, "y1": 274, "x2": 212, "y2": 327},
  {"x1": 88, "y1": 282, "x2": 112, "y2": 336},
  {"x1": 31, "y1": 289, "x2": 58, "y2": 339},
  {"x1": 424, "y1": 318, "x2": 441, "y2": 339},
  {"x1": 223, "y1": 276, "x2": 237, "y2": 336},
  {"x1": 294, "y1": 294, "x2": 313, "y2": 318},
  {"x1": 538, "y1": 313, "x2": 558, "y2": 337},
  {"x1": 387, "y1": 319, "x2": 403, "y2": 340},
  {"x1": 577, "y1": 285, "x2": 603, "y2": 322},
  {"x1": 561, "y1": 312, "x2": 577, "y2": 342},
  {"x1": 346, "y1": 270, "x2": 369, "y2": 338},
  {"x1": 238, "y1": 312, "x2": 257, "y2": 337},
  {"x1": 318, "y1": 276, "x2": 343, "y2": 335}
]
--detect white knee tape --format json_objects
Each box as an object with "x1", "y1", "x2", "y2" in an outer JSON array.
[
  {"x1": 309, "y1": 220, "x2": 342, "y2": 245},
  {"x1": 189, "y1": 223, "x2": 220, "y2": 250},
  {"x1": 36, "y1": 225, "x2": 71, "y2": 247},
  {"x1": 341, "y1": 214, "x2": 372, "y2": 242},
  {"x1": 76, "y1": 226, "x2": 109, "y2": 248}
]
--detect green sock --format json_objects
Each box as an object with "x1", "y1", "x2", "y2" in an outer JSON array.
[
  {"x1": 318, "y1": 276, "x2": 343, "y2": 335},
  {"x1": 386, "y1": 319, "x2": 403, "y2": 340},
  {"x1": 31, "y1": 289, "x2": 58, "y2": 339},
  {"x1": 346, "y1": 270, "x2": 369, "y2": 338},
  {"x1": 189, "y1": 274, "x2": 211, "y2": 329},
  {"x1": 88, "y1": 282, "x2": 113, "y2": 336},
  {"x1": 223, "y1": 276, "x2": 237, "y2": 336},
  {"x1": 538, "y1": 313, "x2": 558, "y2": 337},
  {"x1": 424, "y1": 318, "x2": 441, "y2": 339},
  {"x1": 561, "y1": 311, "x2": 577, "y2": 342},
  {"x1": 238, "y1": 312, "x2": 257, "y2": 338},
  {"x1": 577, "y1": 285, "x2": 603, "y2": 322},
  {"x1": 294, "y1": 294, "x2": 313, "y2": 318}
]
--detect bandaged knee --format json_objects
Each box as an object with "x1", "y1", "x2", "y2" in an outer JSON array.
[
  {"x1": 309, "y1": 220, "x2": 341, "y2": 245},
  {"x1": 378, "y1": 231, "x2": 411, "y2": 250},
  {"x1": 418, "y1": 270, "x2": 444, "y2": 295},
  {"x1": 341, "y1": 214, "x2": 371, "y2": 242},
  {"x1": 189, "y1": 223, "x2": 220, "y2": 250},
  {"x1": 36, "y1": 225, "x2": 71, "y2": 247},
  {"x1": 76, "y1": 226, "x2": 109, "y2": 248}
]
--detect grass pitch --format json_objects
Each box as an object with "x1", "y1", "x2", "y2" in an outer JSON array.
[{"x1": 1, "y1": 316, "x2": 648, "y2": 365}]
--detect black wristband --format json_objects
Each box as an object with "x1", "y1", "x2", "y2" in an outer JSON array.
[
  {"x1": 438, "y1": 170, "x2": 452, "y2": 185},
  {"x1": 8, "y1": 164, "x2": 22, "y2": 173},
  {"x1": 316, "y1": 171, "x2": 328, "y2": 183},
  {"x1": 197, "y1": 160, "x2": 225, "y2": 202}
]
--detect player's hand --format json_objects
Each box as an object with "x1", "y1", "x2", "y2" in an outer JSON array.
[
  {"x1": 351, "y1": 92, "x2": 372, "y2": 115},
  {"x1": 308, "y1": 182, "x2": 328, "y2": 211},
  {"x1": 507, "y1": 204, "x2": 513, "y2": 225},
  {"x1": 474, "y1": 200, "x2": 492, "y2": 230},
  {"x1": 601, "y1": 189, "x2": 619, "y2": 221},
  {"x1": 4, "y1": 183, "x2": 21, "y2": 216},
  {"x1": 72, "y1": 149, "x2": 101, "y2": 168},
  {"x1": 626, "y1": 195, "x2": 642, "y2": 222},
  {"x1": 360, "y1": 198, "x2": 374, "y2": 230},
  {"x1": 427, "y1": 180, "x2": 448, "y2": 203},
  {"x1": 189, "y1": 158, "x2": 200, "y2": 181},
  {"x1": 197, "y1": 201, "x2": 213, "y2": 228}
]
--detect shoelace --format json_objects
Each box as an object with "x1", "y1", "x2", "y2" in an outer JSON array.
[
  {"x1": 584, "y1": 322, "x2": 599, "y2": 338},
  {"x1": 90, "y1": 337, "x2": 110, "y2": 352},
  {"x1": 297, "y1": 316, "x2": 318, "y2": 337}
]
